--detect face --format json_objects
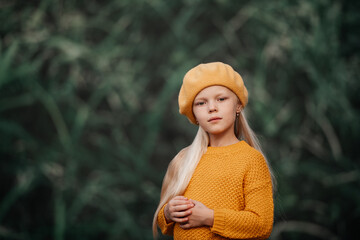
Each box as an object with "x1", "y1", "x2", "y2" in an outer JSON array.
[{"x1": 192, "y1": 85, "x2": 241, "y2": 138}]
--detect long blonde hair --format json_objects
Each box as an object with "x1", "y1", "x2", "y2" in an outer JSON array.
[{"x1": 152, "y1": 110, "x2": 276, "y2": 238}]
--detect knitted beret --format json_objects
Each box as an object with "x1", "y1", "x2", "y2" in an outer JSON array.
[{"x1": 178, "y1": 62, "x2": 248, "y2": 124}]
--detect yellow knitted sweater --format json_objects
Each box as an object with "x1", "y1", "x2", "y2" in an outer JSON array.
[{"x1": 157, "y1": 141, "x2": 274, "y2": 239}]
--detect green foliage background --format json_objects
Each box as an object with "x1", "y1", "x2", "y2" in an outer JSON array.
[{"x1": 1, "y1": 0, "x2": 359, "y2": 239}]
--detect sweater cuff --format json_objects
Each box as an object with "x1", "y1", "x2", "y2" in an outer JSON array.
[
  {"x1": 158, "y1": 204, "x2": 174, "y2": 229},
  {"x1": 210, "y1": 208, "x2": 226, "y2": 234}
]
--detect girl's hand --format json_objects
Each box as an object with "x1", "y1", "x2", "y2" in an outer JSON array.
[
  {"x1": 165, "y1": 196, "x2": 194, "y2": 223},
  {"x1": 180, "y1": 199, "x2": 214, "y2": 229}
]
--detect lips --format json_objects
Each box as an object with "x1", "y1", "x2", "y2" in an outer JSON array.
[{"x1": 208, "y1": 117, "x2": 222, "y2": 122}]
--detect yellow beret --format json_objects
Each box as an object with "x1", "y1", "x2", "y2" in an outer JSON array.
[{"x1": 178, "y1": 62, "x2": 248, "y2": 124}]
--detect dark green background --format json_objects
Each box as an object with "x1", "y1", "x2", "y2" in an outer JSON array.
[{"x1": 1, "y1": 0, "x2": 359, "y2": 239}]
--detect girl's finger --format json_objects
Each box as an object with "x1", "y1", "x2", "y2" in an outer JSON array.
[
  {"x1": 172, "y1": 209, "x2": 192, "y2": 217},
  {"x1": 172, "y1": 217, "x2": 189, "y2": 223},
  {"x1": 179, "y1": 223, "x2": 191, "y2": 229},
  {"x1": 170, "y1": 200, "x2": 193, "y2": 209},
  {"x1": 173, "y1": 196, "x2": 188, "y2": 201},
  {"x1": 172, "y1": 200, "x2": 191, "y2": 205},
  {"x1": 181, "y1": 203, "x2": 194, "y2": 210},
  {"x1": 171, "y1": 204, "x2": 193, "y2": 212}
]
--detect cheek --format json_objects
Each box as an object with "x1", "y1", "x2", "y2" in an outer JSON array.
[
  {"x1": 223, "y1": 108, "x2": 237, "y2": 124},
  {"x1": 226, "y1": 111, "x2": 236, "y2": 123},
  {"x1": 193, "y1": 108, "x2": 205, "y2": 120},
  {"x1": 225, "y1": 105, "x2": 237, "y2": 117}
]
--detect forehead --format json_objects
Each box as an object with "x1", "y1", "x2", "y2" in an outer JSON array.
[{"x1": 195, "y1": 85, "x2": 235, "y2": 99}]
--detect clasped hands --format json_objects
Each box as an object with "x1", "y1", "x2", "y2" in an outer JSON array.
[{"x1": 164, "y1": 196, "x2": 214, "y2": 229}]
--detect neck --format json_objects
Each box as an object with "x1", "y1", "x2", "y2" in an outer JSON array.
[{"x1": 208, "y1": 132, "x2": 239, "y2": 147}]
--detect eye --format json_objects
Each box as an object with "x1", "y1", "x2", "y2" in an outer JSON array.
[
  {"x1": 194, "y1": 101, "x2": 205, "y2": 106},
  {"x1": 218, "y1": 97, "x2": 227, "y2": 101}
]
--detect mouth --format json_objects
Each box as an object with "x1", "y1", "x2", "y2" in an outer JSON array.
[{"x1": 208, "y1": 117, "x2": 222, "y2": 122}]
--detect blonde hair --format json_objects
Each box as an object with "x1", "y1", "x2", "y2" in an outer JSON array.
[{"x1": 152, "y1": 110, "x2": 276, "y2": 238}]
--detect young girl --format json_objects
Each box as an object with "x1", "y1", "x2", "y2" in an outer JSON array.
[{"x1": 152, "y1": 62, "x2": 275, "y2": 239}]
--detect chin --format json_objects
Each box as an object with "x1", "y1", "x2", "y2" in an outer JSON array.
[
  {"x1": 203, "y1": 124, "x2": 234, "y2": 136},
  {"x1": 204, "y1": 128, "x2": 226, "y2": 135}
]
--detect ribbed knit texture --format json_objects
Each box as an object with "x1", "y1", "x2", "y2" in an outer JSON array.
[{"x1": 157, "y1": 141, "x2": 274, "y2": 239}]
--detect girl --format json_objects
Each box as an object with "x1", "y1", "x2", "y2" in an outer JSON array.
[{"x1": 152, "y1": 62, "x2": 275, "y2": 239}]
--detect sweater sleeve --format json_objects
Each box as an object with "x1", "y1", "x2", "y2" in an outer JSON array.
[
  {"x1": 210, "y1": 153, "x2": 274, "y2": 239},
  {"x1": 157, "y1": 203, "x2": 175, "y2": 236}
]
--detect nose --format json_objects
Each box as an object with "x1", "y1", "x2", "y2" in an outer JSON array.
[{"x1": 208, "y1": 100, "x2": 217, "y2": 113}]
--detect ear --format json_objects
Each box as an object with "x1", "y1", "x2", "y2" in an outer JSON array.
[
  {"x1": 236, "y1": 103, "x2": 242, "y2": 113},
  {"x1": 235, "y1": 98, "x2": 242, "y2": 113}
]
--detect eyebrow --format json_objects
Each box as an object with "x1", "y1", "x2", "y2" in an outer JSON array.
[{"x1": 194, "y1": 92, "x2": 228, "y2": 101}]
